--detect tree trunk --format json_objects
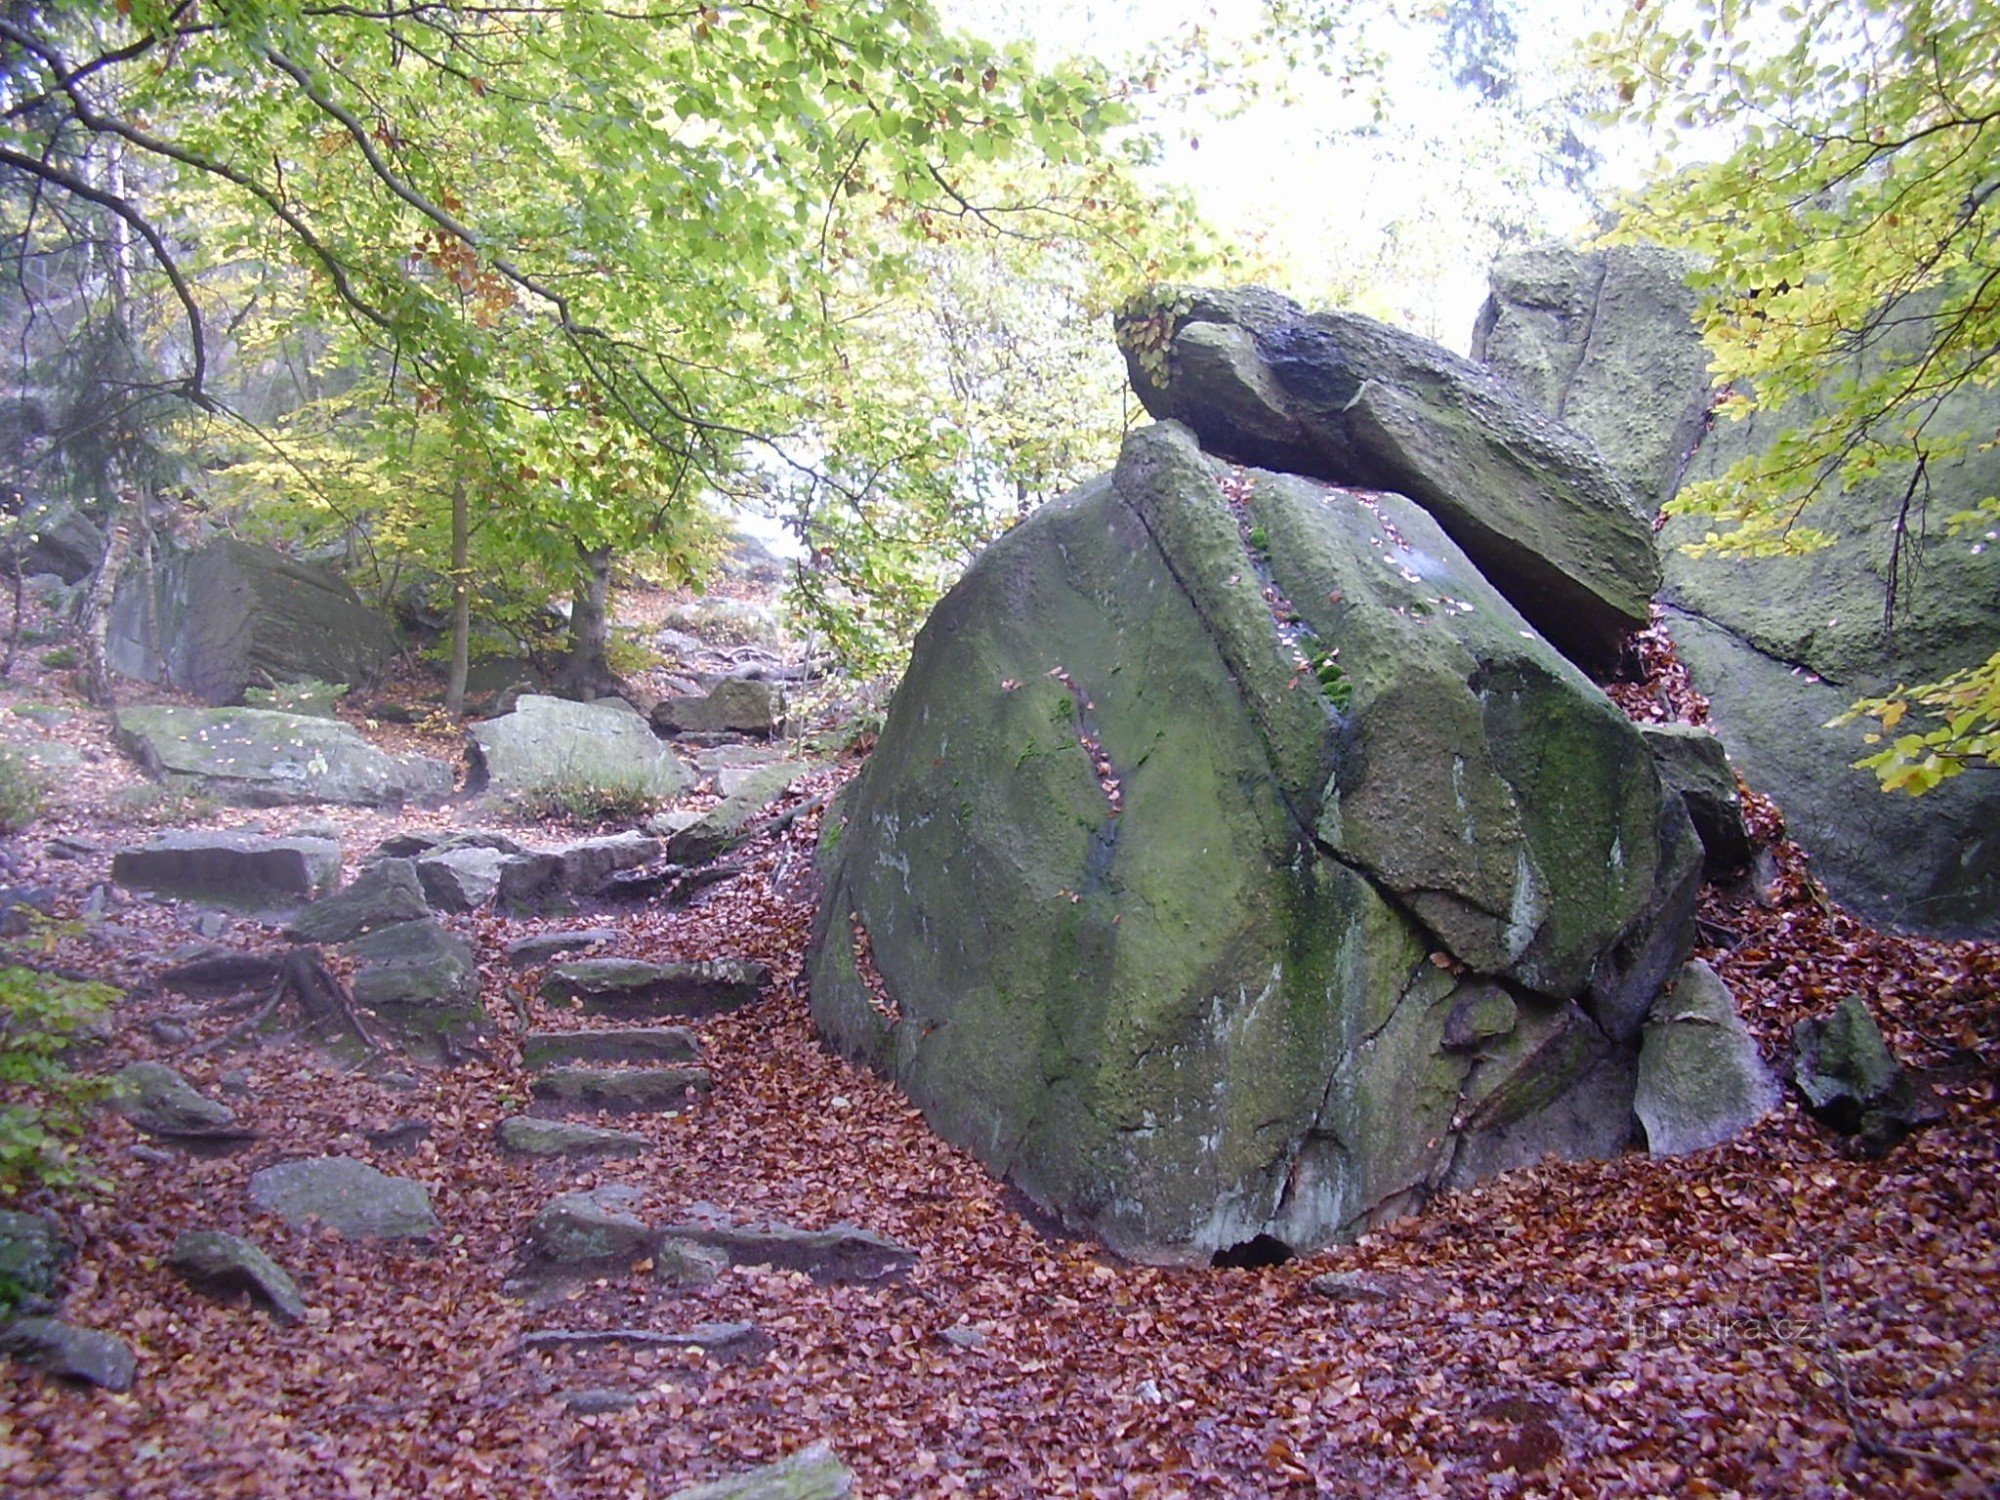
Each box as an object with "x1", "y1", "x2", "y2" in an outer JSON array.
[
  {"x1": 444, "y1": 474, "x2": 470, "y2": 718},
  {"x1": 554, "y1": 541, "x2": 620, "y2": 700},
  {"x1": 77, "y1": 486, "x2": 140, "y2": 707}
]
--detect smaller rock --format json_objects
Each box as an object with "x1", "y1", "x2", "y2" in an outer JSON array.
[
  {"x1": 339, "y1": 918, "x2": 487, "y2": 1064},
  {"x1": 113, "y1": 705, "x2": 449, "y2": 809},
  {"x1": 505, "y1": 928, "x2": 620, "y2": 965},
  {"x1": 651, "y1": 1221, "x2": 916, "y2": 1284},
  {"x1": 653, "y1": 1238, "x2": 731, "y2": 1289},
  {"x1": 526, "y1": 1190, "x2": 657, "y2": 1266},
  {"x1": 662, "y1": 1441, "x2": 853, "y2": 1500},
  {"x1": 1442, "y1": 985, "x2": 1518, "y2": 1052},
  {"x1": 248, "y1": 1156, "x2": 439, "y2": 1238},
  {"x1": 494, "y1": 851, "x2": 566, "y2": 913},
  {"x1": 0, "y1": 1317, "x2": 137, "y2": 1391},
  {"x1": 938, "y1": 1324, "x2": 988, "y2": 1351},
  {"x1": 413, "y1": 846, "x2": 511, "y2": 912},
  {"x1": 147, "y1": 1018, "x2": 193, "y2": 1047},
  {"x1": 650, "y1": 676, "x2": 787, "y2": 739},
  {"x1": 363, "y1": 1119, "x2": 430, "y2": 1151},
  {"x1": 541, "y1": 958, "x2": 767, "y2": 1018},
  {"x1": 530, "y1": 1065, "x2": 713, "y2": 1113},
  {"x1": 470, "y1": 694, "x2": 692, "y2": 801},
  {"x1": 286, "y1": 859, "x2": 431, "y2": 943},
  {"x1": 1306, "y1": 1269, "x2": 1439, "y2": 1304},
  {"x1": 110, "y1": 1061, "x2": 238, "y2": 1135},
  {"x1": 522, "y1": 1027, "x2": 701, "y2": 1069},
  {"x1": 554, "y1": 831, "x2": 662, "y2": 894},
  {"x1": 111, "y1": 831, "x2": 341, "y2": 911},
  {"x1": 0, "y1": 1210, "x2": 65, "y2": 1314},
  {"x1": 1635, "y1": 961, "x2": 1779, "y2": 1155},
  {"x1": 497, "y1": 1116, "x2": 652, "y2": 1158},
  {"x1": 647, "y1": 762, "x2": 803, "y2": 867},
  {"x1": 563, "y1": 1388, "x2": 641, "y2": 1415},
  {"x1": 168, "y1": 1230, "x2": 307, "y2": 1323},
  {"x1": 1640, "y1": 723, "x2": 1753, "y2": 878},
  {"x1": 1792, "y1": 995, "x2": 1944, "y2": 1155}
]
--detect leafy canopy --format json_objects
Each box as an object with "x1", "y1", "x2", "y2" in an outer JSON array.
[
  {"x1": 1594, "y1": 0, "x2": 2000, "y2": 793},
  {"x1": 3, "y1": 0, "x2": 1212, "y2": 669}
]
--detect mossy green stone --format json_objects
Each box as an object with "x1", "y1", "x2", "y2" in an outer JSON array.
[{"x1": 811, "y1": 422, "x2": 1692, "y2": 1262}]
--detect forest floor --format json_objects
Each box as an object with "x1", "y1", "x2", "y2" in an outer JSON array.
[{"x1": 0, "y1": 592, "x2": 1994, "y2": 1499}]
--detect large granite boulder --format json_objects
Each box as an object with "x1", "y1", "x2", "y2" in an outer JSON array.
[
  {"x1": 107, "y1": 538, "x2": 398, "y2": 704},
  {"x1": 115, "y1": 705, "x2": 452, "y2": 809},
  {"x1": 469, "y1": 695, "x2": 692, "y2": 801},
  {"x1": 1476, "y1": 246, "x2": 2000, "y2": 938},
  {"x1": 1116, "y1": 285, "x2": 1661, "y2": 675},
  {"x1": 809, "y1": 421, "x2": 1700, "y2": 1264}
]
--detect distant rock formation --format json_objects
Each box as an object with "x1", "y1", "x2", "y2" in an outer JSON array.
[{"x1": 1475, "y1": 244, "x2": 2000, "y2": 939}]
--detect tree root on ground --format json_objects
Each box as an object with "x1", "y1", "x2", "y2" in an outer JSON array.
[{"x1": 185, "y1": 949, "x2": 384, "y2": 1056}]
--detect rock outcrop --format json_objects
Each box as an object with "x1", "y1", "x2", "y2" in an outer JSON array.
[
  {"x1": 810, "y1": 420, "x2": 1701, "y2": 1264},
  {"x1": 469, "y1": 694, "x2": 692, "y2": 802},
  {"x1": 1117, "y1": 285, "x2": 1661, "y2": 675},
  {"x1": 115, "y1": 705, "x2": 452, "y2": 809},
  {"x1": 107, "y1": 538, "x2": 398, "y2": 705},
  {"x1": 1475, "y1": 245, "x2": 2000, "y2": 938}
]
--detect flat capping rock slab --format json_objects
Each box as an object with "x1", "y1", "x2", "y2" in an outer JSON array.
[
  {"x1": 654, "y1": 1221, "x2": 916, "y2": 1284},
  {"x1": 540, "y1": 958, "x2": 768, "y2": 1018},
  {"x1": 111, "y1": 832, "x2": 341, "y2": 911},
  {"x1": 247, "y1": 1156, "x2": 439, "y2": 1239}
]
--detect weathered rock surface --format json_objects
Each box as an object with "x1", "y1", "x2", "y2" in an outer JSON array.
[
  {"x1": 115, "y1": 705, "x2": 451, "y2": 808},
  {"x1": 0, "y1": 1317, "x2": 136, "y2": 1391},
  {"x1": 469, "y1": 694, "x2": 691, "y2": 801},
  {"x1": 413, "y1": 845, "x2": 510, "y2": 912},
  {"x1": 530, "y1": 1064, "x2": 712, "y2": 1112},
  {"x1": 662, "y1": 1442, "x2": 854, "y2": 1500},
  {"x1": 1639, "y1": 723, "x2": 1752, "y2": 879},
  {"x1": 1471, "y1": 241, "x2": 1713, "y2": 508},
  {"x1": 5, "y1": 497, "x2": 104, "y2": 584},
  {"x1": 505, "y1": 928, "x2": 619, "y2": 965},
  {"x1": 168, "y1": 1230, "x2": 307, "y2": 1323},
  {"x1": 811, "y1": 420, "x2": 1699, "y2": 1263},
  {"x1": 554, "y1": 831, "x2": 663, "y2": 893},
  {"x1": 1477, "y1": 245, "x2": 2000, "y2": 939},
  {"x1": 497, "y1": 1116, "x2": 652, "y2": 1158},
  {"x1": 1634, "y1": 961, "x2": 1778, "y2": 1155},
  {"x1": 112, "y1": 831, "x2": 341, "y2": 910},
  {"x1": 109, "y1": 1061, "x2": 241, "y2": 1138},
  {"x1": 1792, "y1": 995, "x2": 1944, "y2": 1155},
  {"x1": 0, "y1": 1210, "x2": 64, "y2": 1314},
  {"x1": 248, "y1": 1156, "x2": 439, "y2": 1238},
  {"x1": 338, "y1": 919, "x2": 487, "y2": 1063},
  {"x1": 522, "y1": 1027, "x2": 701, "y2": 1069},
  {"x1": 107, "y1": 537, "x2": 398, "y2": 705},
  {"x1": 654, "y1": 1220, "x2": 916, "y2": 1283},
  {"x1": 648, "y1": 762, "x2": 805, "y2": 866},
  {"x1": 286, "y1": 858, "x2": 430, "y2": 943},
  {"x1": 1117, "y1": 285, "x2": 1660, "y2": 674},
  {"x1": 541, "y1": 958, "x2": 767, "y2": 1018},
  {"x1": 525, "y1": 1189, "x2": 655, "y2": 1266},
  {"x1": 650, "y1": 676, "x2": 787, "y2": 738}
]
